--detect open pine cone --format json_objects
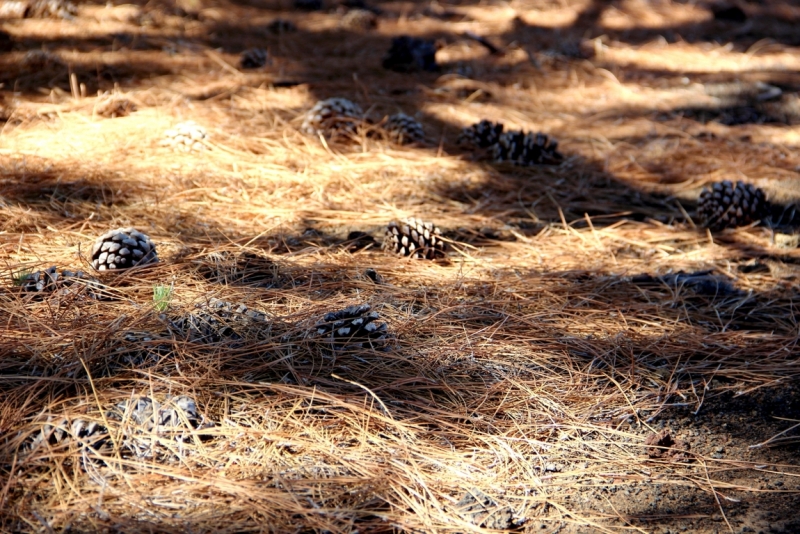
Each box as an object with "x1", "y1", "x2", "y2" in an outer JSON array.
[
  {"x1": 382, "y1": 36, "x2": 438, "y2": 72},
  {"x1": 169, "y1": 298, "x2": 269, "y2": 344},
  {"x1": 301, "y1": 97, "x2": 364, "y2": 139},
  {"x1": 383, "y1": 217, "x2": 446, "y2": 260},
  {"x1": 697, "y1": 180, "x2": 769, "y2": 230},
  {"x1": 240, "y1": 48, "x2": 268, "y2": 69},
  {"x1": 19, "y1": 266, "x2": 109, "y2": 299},
  {"x1": 108, "y1": 395, "x2": 214, "y2": 458},
  {"x1": 492, "y1": 130, "x2": 563, "y2": 165},
  {"x1": 340, "y1": 9, "x2": 377, "y2": 31},
  {"x1": 457, "y1": 120, "x2": 504, "y2": 148},
  {"x1": 91, "y1": 228, "x2": 158, "y2": 271},
  {"x1": 384, "y1": 113, "x2": 424, "y2": 144},
  {"x1": 161, "y1": 120, "x2": 208, "y2": 152},
  {"x1": 315, "y1": 303, "x2": 390, "y2": 351}
]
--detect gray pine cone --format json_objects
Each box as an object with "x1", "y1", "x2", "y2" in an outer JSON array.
[
  {"x1": 385, "y1": 113, "x2": 424, "y2": 144},
  {"x1": 301, "y1": 97, "x2": 364, "y2": 138},
  {"x1": 340, "y1": 9, "x2": 378, "y2": 31},
  {"x1": 19, "y1": 266, "x2": 109, "y2": 299},
  {"x1": 169, "y1": 298, "x2": 268, "y2": 344},
  {"x1": 91, "y1": 228, "x2": 158, "y2": 271}
]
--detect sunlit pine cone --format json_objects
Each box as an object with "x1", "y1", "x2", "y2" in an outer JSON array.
[
  {"x1": 315, "y1": 303, "x2": 390, "y2": 351},
  {"x1": 383, "y1": 217, "x2": 446, "y2": 260},
  {"x1": 91, "y1": 228, "x2": 158, "y2": 271},
  {"x1": 301, "y1": 97, "x2": 364, "y2": 138}
]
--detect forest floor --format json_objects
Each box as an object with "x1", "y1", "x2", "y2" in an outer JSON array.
[{"x1": 1, "y1": 0, "x2": 800, "y2": 532}]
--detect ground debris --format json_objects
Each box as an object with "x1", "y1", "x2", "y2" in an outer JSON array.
[
  {"x1": 645, "y1": 430, "x2": 691, "y2": 462},
  {"x1": 454, "y1": 488, "x2": 521, "y2": 530}
]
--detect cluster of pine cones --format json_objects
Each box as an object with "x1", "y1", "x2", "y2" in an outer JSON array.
[
  {"x1": 300, "y1": 99, "x2": 772, "y2": 231},
  {"x1": 458, "y1": 119, "x2": 563, "y2": 166},
  {"x1": 22, "y1": 394, "x2": 214, "y2": 469},
  {"x1": 301, "y1": 97, "x2": 425, "y2": 144}
]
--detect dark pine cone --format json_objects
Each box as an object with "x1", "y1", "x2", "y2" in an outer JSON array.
[
  {"x1": 384, "y1": 113, "x2": 424, "y2": 144},
  {"x1": 457, "y1": 120, "x2": 504, "y2": 148},
  {"x1": 697, "y1": 180, "x2": 769, "y2": 230},
  {"x1": 492, "y1": 130, "x2": 563, "y2": 165},
  {"x1": 383, "y1": 217, "x2": 446, "y2": 260},
  {"x1": 240, "y1": 48, "x2": 268, "y2": 69},
  {"x1": 19, "y1": 266, "x2": 109, "y2": 299},
  {"x1": 315, "y1": 303, "x2": 390, "y2": 351},
  {"x1": 91, "y1": 228, "x2": 158, "y2": 271},
  {"x1": 382, "y1": 36, "x2": 438, "y2": 73}
]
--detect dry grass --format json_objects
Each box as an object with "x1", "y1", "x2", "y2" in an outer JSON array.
[{"x1": 1, "y1": 0, "x2": 800, "y2": 532}]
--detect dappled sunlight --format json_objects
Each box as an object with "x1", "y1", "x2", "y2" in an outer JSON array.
[{"x1": 1, "y1": 0, "x2": 800, "y2": 532}]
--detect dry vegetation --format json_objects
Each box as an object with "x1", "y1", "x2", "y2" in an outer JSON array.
[{"x1": 1, "y1": 0, "x2": 800, "y2": 532}]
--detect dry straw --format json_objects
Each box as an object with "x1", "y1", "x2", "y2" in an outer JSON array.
[{"x1": 1, "y1": 0, "x2": 800, "y2": 532}]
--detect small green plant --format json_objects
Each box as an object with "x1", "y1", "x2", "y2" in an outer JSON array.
[
  {"x1": 12, "y1": 268, "x2": 32, "y2": 287},
  {"x1": 153, "y1": 284, "x2": 173, "y2": 312}
]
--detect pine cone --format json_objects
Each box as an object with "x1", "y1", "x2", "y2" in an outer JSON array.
[
  {"x1": 340, "y1": 8, "x2": 377, "y2": 31},
  {"x1": 697, "y1": 180, "x2": 769, "y2": 230},
  {"x1": 491, "y1": 130, "x2": 563, "y2": 165},
  {"x1": 384, "y1": 113, "x2": 424, "y2": 144},
  {"x1": 197, "y1": 251, "x2": 279, "y2": 287},
  {"x1": 240, "y1": 48, "x2": 268, "y2": 69},
  {"x1": 170, "y1": 298, "x2": 268, "y2": 343},
  {"x1": 91, "y1": 228, "x2": 158, "y2": 271},
  {"x1": 112, "y1": 396, "x2": 205, "y2": 431},
  {"x1": 24, "y1": 416, "x2": 110, "y2": 468},
  {"x1": 27, "y1": 0, "x2": 77, "y2": 19},
  {"x1": 383, "y1": 217, "x2": 446, "y2": 260},
  {"x1": 301, "y1": 97, "x2": 364, "y2": 138},
  {"x1": 457, "y1": 120, "x2": 504, "y2": 148},
  {"x1": 161, "y1": 121, "x2": 208, "y2": 152},
  {"x1": 94, "y1": 95, "x2": 136, "y2": 118},
  {"x1": 109, "y1": 395, "x2": 213, "y2": 456},
  {"x1": 19, "y1": 266, "x2": 110, "y2": 299},
  {"x1": 113, "y1": 330, "x2": 172, "y2": 368},
  {"x1": 315, "y1": 303, "x2": 390, "y2": 351},
  {"x1": 382, "y1": 36, "x2": 438, "y2": 72}
]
